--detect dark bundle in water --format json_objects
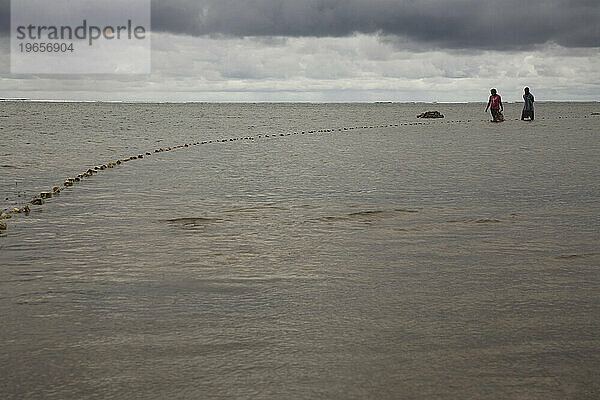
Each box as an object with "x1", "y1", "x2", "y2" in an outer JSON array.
[{"x1": 417, "y1": 111, "x2": 444, "y2": 119}]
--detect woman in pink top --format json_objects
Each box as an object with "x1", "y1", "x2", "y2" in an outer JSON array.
[{"x1": 485, "y1": 88, "x2": 504, "y2": 121}]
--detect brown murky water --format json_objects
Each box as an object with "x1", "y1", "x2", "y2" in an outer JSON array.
[{"x1": 1, "y1": 102, "x2": 599, "y2": 399}]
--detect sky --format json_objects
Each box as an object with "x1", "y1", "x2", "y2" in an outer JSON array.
[{"x1": 0, "y1": 0, "x2": 599, "y2": 102}]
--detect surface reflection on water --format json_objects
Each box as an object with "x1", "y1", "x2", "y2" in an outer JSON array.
[{"x1": 1, "y1": 102, "x2": 599, "y2": 399}]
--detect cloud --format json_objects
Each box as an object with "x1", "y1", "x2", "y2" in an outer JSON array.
[
  {"x1": 151, "y1": 0, "x2": 600, "y2": 50},
  {"x1": 1, "y1": 0, "x2": 598, "y2": 49},
  {"x1": 2, "y1": 34, "x2": 598, "y2": 102},
  {"x1": 0, "y1": 0, "x2": 8, "y2": 34},
  {"x1": 0, "y1": 0, "x2": 598, "y2": 101}
]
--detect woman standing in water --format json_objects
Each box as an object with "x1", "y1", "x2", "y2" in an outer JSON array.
[
  {"x1": 522, "y1": 87, "x2": 535, "y2": 120},
  {"x1": 485, "y1": 88, "x2": 504, "y2": 122}
]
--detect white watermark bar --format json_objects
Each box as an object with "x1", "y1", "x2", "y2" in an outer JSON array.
[{"x1": 11, "y1": 0, "x2": 151, "y2": 74}]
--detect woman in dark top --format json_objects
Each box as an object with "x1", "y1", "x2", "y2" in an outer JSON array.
[{"x1": 522, "y1": 87, "x2": 535, "y2": 121}]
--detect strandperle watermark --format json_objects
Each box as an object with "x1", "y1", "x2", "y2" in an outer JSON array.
[{"x1": 11, "y1": 0, "x2": 151, "y2": 74}]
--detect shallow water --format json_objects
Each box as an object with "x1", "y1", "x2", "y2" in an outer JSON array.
[{"x1": 1, "y1": 102, "x2": 599, "y2": 399}]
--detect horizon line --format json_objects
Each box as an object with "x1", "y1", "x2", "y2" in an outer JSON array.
[{"x1": 1, "y1": 98, "x2": 598, "y2": 104}]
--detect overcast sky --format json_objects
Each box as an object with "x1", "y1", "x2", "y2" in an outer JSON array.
[{"x1": 1, "y1": 0, "x2": 599, "y2": 102}]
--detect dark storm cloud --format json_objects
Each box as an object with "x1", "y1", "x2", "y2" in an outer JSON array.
[
  {"x1": 0, "y1": 0, "x2": 8, "y2": 34},
  {"x1": 151, "y1": 0, "x2": 599, "y2": 49},
  {"x1": 1, "y1": 0, "x2": 598, "y2": 49}
]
